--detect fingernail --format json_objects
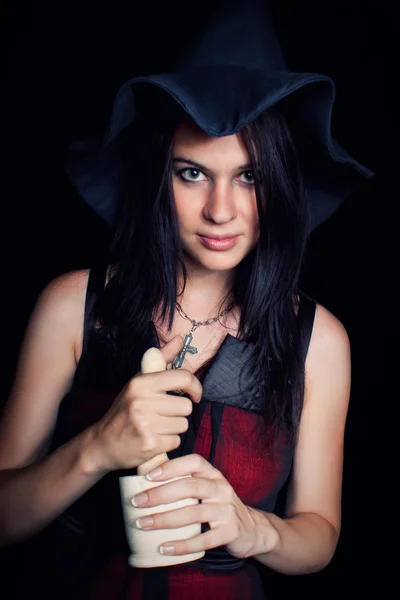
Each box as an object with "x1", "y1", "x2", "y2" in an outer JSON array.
[
  {"x1": 131, "y1": 492, "x2": 148, "y2": 507},
  {"x1": 136, "y1": 516, "x2": 154, "y2": 529},
  {"x1": 159, "y1": 544, "x2": 175, "y2": 555},
  {"x1": 146, "y1": 466, "x2": 162, "y2": 481}
]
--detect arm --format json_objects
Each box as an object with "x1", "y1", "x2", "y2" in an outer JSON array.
[
  {"x1": 0, "y1": 270, "x2": 103, "y2": 546},
  {"x1": 0, "y1": 425, "x2": 103, "y2": 547},
  {"x1": 0, "y1": 270, "x2": 199, "y2": 547},
  {"x1": 250, "y1": 303, "x2": 351, "y2": 574}
]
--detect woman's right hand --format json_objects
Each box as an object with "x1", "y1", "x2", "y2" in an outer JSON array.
[{"x1": 86, "y1": 336, "x2": 202, "y2": 475}]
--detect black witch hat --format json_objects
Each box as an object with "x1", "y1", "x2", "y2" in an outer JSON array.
[{"x1": 64, "y1": 0, "x2": 373, "y2": 230}]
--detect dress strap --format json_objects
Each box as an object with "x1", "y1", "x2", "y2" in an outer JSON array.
[
  {"x1": 298, "y1": 293, "x2": 317, "y2": 364},
  {"x1": 81, "y1": 262, "x2": 109, "y2": 357}
]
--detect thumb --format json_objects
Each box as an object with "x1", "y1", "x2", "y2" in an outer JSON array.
[{"x1": 160, "y1": 334, "x2": 185, "y2": 366}]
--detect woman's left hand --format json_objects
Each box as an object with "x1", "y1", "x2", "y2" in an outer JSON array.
[{"x1": 131, "y1": 454, "x2": 264, "y2": 558}]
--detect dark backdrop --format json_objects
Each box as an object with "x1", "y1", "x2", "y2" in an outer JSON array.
[{"x1": 3, "y1": 0, "x2": 395, "y2": 597}]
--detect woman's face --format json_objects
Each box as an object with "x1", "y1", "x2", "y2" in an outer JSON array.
[{"x1": 172, "y1": 120, "x2": 260, "y2": 276}]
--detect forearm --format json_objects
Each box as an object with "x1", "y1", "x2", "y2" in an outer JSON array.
[
  {"x1": 0, "y1": 427, "x2": 103, "y2": 547},
  {"x1": 248, "y1": 508, "x2": 339, "y2": 575}
]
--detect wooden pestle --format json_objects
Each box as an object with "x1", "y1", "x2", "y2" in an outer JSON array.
[
  {"x1": 123, "y1": 347, "x2": 205, "y2": 567},
  {"x1": 137, "y1": 347, "x2": 170, "y2": 476}
]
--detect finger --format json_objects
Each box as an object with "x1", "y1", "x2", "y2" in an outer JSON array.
[
  {"x1": 151, "y1": 396, "x2": 193, "y2": 417},
  {"x1": 151, "y1": 434, "x2": 182, "y2": 455},
  {"x1": 134, "y1": 434, "x2": 182, "y2": 466},
  {"x1": 158, "y1": 528, "x2": 225, "y2": 557},
  {"x1": 134, "y1": 502, "x2": 227, "y2": 530},
  {"x1": 140, "y1": 370, "x2": 202, "y2": 404},
  {"x1": 160, "y1": 335, "x2": 185, "y2": 366},
  {"x1": 156, "y1": 416, "x2": 189, "y2": 435},
  {"x1": 145, "y1": 453, "x2": 222, "y2": 482},
  {"x1": 131, "y1": 476, "x2": 217, "y2": 507}
]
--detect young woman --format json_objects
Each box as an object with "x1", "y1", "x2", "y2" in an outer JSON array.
[{"x1": 0, "y1": 1, "x2": 373, "y2": 598}]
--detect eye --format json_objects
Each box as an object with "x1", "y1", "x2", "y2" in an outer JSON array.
[
  {"x1": 238, "y1": 170, "x2": 255, "y2": 184},
  {"x1": 178, "y1": 168, "x2": 207, "y2": 182}
]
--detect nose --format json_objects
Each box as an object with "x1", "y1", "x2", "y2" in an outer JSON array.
[{"x1": 203, "y1": 181, "x2": 237, "y2": 224}]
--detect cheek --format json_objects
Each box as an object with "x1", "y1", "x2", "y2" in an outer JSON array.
[
  {"x1": 173, "y1": 183, "x2": 205, "y2": 227},
  {"x1": 174, "y1": 201, "x2": 192, "y2": 230}
]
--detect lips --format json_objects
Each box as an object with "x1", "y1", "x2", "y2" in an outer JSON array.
[{"x1": 199, "y1": 234, "x2": 240, "y2": 251}]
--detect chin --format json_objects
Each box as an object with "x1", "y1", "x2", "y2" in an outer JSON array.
[{"x1": 188, "y1": 249, "x2": 249, "y2": 273}]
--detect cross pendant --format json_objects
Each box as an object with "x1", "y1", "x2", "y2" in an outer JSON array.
[{"x1": 172, "y1": 331, "x2": 198, "y2": 369}]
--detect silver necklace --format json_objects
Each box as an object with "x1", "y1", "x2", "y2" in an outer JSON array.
[{"x1": 172, "y1": 301, "x2": 235, "y2": 369}]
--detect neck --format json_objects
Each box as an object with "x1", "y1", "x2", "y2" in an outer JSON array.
[{"x1": 177, "y1": 262, "x2": 235, "y2": 320}]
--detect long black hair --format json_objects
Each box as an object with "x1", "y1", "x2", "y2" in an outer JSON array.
[{"x1": 98, "y1": 94, "x2": 311, "y2": 449}]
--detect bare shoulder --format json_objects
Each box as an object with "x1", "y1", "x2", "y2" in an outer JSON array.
[
  {"x1": 0, "y1": 270, "x2": 91, "y2": 468},
  {"x1": 38, "y1": 269, "x2": 89, "y2": 307},
  {"x1": 286, "y1": 303, "x2": 352, "y2": 534},
  {"x1": 305, "y1": 302, "x2": 351, "y2": 406},
  {"x1": 34, "y1": 269, "x2": 90, "y2": 361},
  {"x1": 309, "y1": 303, "x2": 350, "y2": 355}
]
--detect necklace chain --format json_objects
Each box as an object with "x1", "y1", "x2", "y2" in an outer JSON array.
[
  {"x1": 172, "y1": 300, "x2": 235, "y2": 369},
  {"x1": 175, "y1": 301, "x2": 235, "y2": 332}
]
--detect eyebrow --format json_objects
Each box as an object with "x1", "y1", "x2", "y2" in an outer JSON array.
[{"x1": 172, "y1": 156, "x2": 252, "y2": 172}]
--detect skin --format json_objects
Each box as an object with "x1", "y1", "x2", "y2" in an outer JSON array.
[
  {"x1": 0, "y1": 120, "x2": 351, "y2": 576},
  {"x1": 172, "y1": 119, "x2": 259, "y2": 282}
]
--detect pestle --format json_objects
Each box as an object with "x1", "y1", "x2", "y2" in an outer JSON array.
[{"x1": 118, "y1": 346, "x2": 205, "y2": 567}]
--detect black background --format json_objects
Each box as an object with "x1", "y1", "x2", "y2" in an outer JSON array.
[{"x1": 2, "y1": 0, "x2": 396, "y2": 597}]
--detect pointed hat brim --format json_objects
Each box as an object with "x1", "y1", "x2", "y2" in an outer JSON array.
[{"x1": 65, "y1": 65, "x2": 373, "y2": 229}]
